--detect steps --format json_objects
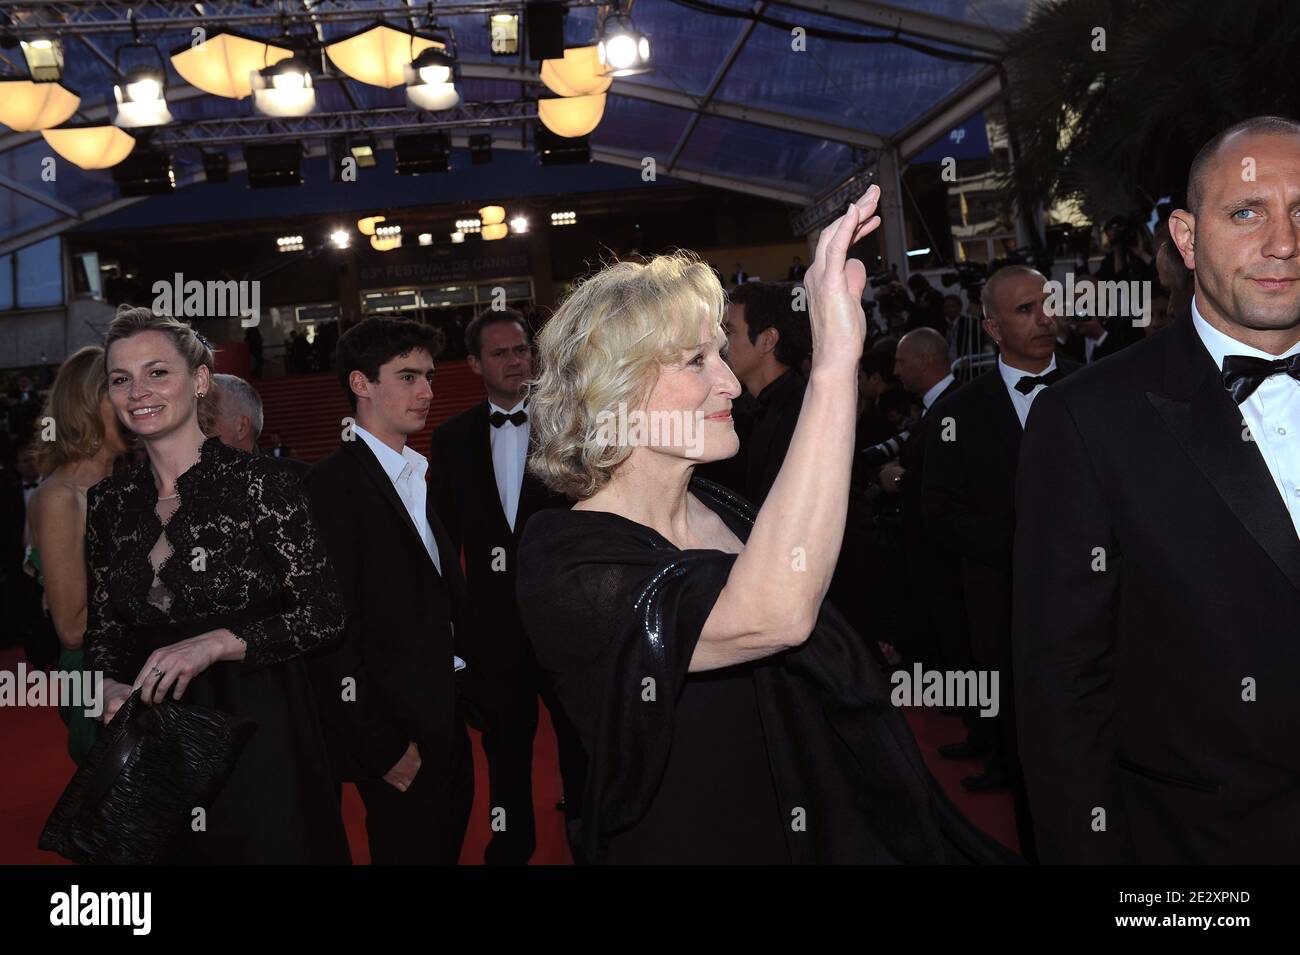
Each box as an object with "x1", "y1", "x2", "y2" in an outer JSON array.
[{"x1": 254, "y1": 364, "x2": 486, "y2": 463}]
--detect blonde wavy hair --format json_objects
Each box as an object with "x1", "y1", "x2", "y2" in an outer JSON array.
[
  {"x1": 103, "y1": 305, "x2": 218, "y2": 435},
  {"x1": 35, "y1": 345, "x2": 109, "y2": 476},
  {"x1": 528, "y1": 251, "x2": 726, "y2": 500}
]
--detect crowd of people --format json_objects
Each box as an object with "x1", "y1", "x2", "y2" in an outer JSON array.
[{"x1": 3, "y1": 114, "x2": 1299, "y2": 865}]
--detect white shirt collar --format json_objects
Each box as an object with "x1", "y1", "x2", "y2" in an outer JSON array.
[
  {"x1": 998, "y1": 354, "x2": 1057, "y2": 393},
  {"x1": 1191, "y1": 295, "x2": 1300, "y2": 365},
  {"x1": 922, "y1": 373, "x2": 955, "y2": 412},
  {"x1": 353, "y1": 423, "x2": 426, "y2": 483},
  {"x1": 488, "y1": 398, "x2": 527, "y2": 416}
]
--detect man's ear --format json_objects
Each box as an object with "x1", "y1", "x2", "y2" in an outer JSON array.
[
  {"x1": 759, "y1": 326, "x2": 780, "y2": 357},
  {"x1": 466, "y1": 354, "x2": 483, "y2": 376},
  {"x1": 981, "y1": 316, "x2": 1000, "y2": 345},
  {"x1": 1168, "y1": 209, "x2": 1197, "y2": 271},
  {"x1": 348, "y1": 369, "x2": 371, "y2": 405}
]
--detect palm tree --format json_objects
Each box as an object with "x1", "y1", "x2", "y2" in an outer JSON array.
[{"x1": 1004, "y1": 0, "x2": 1300, "y2": 226}]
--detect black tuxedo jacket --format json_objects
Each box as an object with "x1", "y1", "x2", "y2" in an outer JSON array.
[
  {"x1": 921, "y1": 360, "x2": 1079, "y2": 665},
  {"x1": 1014, "y1": 313, "x2": 1300, "y2": 863},
  {"x1": 429, "y1": 401, "x2": 568, "y2": 675},
  {"x1": 302, "y1": 436, "x2": 468, "y2": 783}
]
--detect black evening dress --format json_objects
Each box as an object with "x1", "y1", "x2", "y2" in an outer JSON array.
[
  {"x1": 84, "y1": 436, "x2": 350, "y2": 864},
  {"x1": 517, "y1": 477, "x2": 1019, "y2": 865}
]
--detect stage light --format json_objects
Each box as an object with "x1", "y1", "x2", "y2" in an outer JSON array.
[
  {"x1": 330, "y1": 229, "x2": 351, "y2": 249},
  {"x1": 21, "y1": 39, "x2": 63, "y2": 82},
  {"x1": 41, "y1": 125, "x2": 136, "y2": 170},
  {"x1": 357, "y1": 216, "x2": 386, "y2": 236},
  {"x1": 114, "y1": 65, "x2": 173, "y2": 128},
  {"x1": 450, "y1": 231, "x2": 465, "y2": 244},
  {"x1": 540, "y1": 46, "x2": 611, "y2": 97},
  {"x1": 394, "y1": 132, "x2": 451, "y2": 174},
  {"x1": 243, "y1": 142, "x2": 304, "y2": 187},
  {"x1": 482, "y1": 223, "x2": 509, "y2": 241},
  {"x1": 370, "y1": 234, "x2": 401, "y2": 252},
  {"x1": 376, "y1": 224, "x2": 401, "y2": 237},
  {"x1": 478, "y1": 205, "x2": 506, "y2": 226},
  {"x1": 404, "y1": 48, "x2": 458, "y2": 111},
  {"x1": 538, "y1": 93, "x2": 605, "y2": 137},
  {"x1": 509, "y1": 216, "x2": 529, "y2": 234},
  {"x1": 350, "y1": 135, "x2": 378, "y2": 167},
  {"x1": 0, "y1": 79, "x2": 79, "y2": 131},
  {"x1": 489, "y1": 13, "x2": 520, "y2": 56},
  {"x1": 469, "y1": 133, "x2": 493, "y2": 165},
  {"x1": 550, "y1": 211, "x2": 577, "y2": 225},
  {"x1": 277, "y1": 235, "x2": 304, "y2": 252},
  {"x1": 171, "y1": 32, "x2": 293, "y2": 99},
  {"x1": 455, "y1": 218, "x2": 481, "y2": 234},
  {"x1": 597, "y1": 13, "x2": 651, "y2": 77},
  {"x1": 111, "y1": 149, "x2": 176, "y2": 196},
  {"x1": 418, "y1": 233, "x2": 433, "y2": 246},
  {"x1": 252, "y1": 58, "x2": 316, "y2": 117},
  {"x1": 326, "y1": 23, "x2": 444, "y2": 88}
]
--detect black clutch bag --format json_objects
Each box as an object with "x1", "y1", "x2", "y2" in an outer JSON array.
[{"x1": 39, "y1": 689, "x2": 256, "y2": 865}]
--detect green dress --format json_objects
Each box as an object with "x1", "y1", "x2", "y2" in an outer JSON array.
[{"x1": 25, "y1": 544, "x2": 99, "y2": 765}]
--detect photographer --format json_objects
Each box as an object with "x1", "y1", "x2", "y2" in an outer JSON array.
[{"x1": 1095, "y1": 214, "x2": 1156, "y2": 283}]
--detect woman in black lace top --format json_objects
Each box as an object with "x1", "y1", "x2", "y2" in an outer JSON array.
[{"x1": 87, "y1": 306, "x2": 349, "y2": 863}]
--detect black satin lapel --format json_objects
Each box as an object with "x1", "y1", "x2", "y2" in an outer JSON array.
[
  {"x1": 474, "y1": 407, "x2": 512, "y2": 533},
  {"x1": 1147, "y1": 382, "x2": 1300, "y2": 594},
  {"x1": 344, "y1": 438, "x2": 435, "y2": 568}
]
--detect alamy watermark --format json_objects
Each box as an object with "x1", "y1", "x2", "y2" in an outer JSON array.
[
  {"x1": 152, "y1": 273, "x2": 261, "y2": 327},
  {"x1": 1042, "y1": 274, "x2": 1152, "y2": 328},
  {"x1": 890, "y1": 663, "x2": 999, "y2": 718},
  {"x1": 593, "y1": 403, "x2": 707, "y2": 458},
  {"x1": 0, "y1": 663, "x2": 103, "y2": 719}
]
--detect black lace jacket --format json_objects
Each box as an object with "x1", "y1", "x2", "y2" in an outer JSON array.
[{"x1": 85, "y1": 436, "x2": 344, "y2": 683}]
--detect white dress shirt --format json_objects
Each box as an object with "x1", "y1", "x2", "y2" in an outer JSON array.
[
  {"x1": 353, "y1": 424, "x2": 464, "y2": 670},
  {"x1": 922, "y1": 373, "x2": 956, "y2": 414},
  {"x1": 488, "y1": 398, "x2": 529, "y2": 531},
  {"x1": 998, "y1": 354, "x2": 1058, "y2": 428},
  {"x1": 1191, "y1": 298, "x2": 1300, "y2": 539}
]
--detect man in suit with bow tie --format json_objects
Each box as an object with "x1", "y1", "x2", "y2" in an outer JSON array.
[
  {"x1": 1015, "y1": 115, "x2": 1300, "y2": 863},
  {"x1": 304, "y1": 318, "x2": 474, "y2": 864},
  {"x1": 923, "y1": 265, "x2": 1080, "y2": 861},
  {"x1": 430, "y1": 309, "x2": 583, "y2": 864}
]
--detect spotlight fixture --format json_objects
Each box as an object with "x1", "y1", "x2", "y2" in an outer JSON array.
[
  {"x1": 113, "y1": 63, "x2": 173, "y2": 129},
  {"x1": 370, "y1": 234, "x2": 401, "y2": 252},
  {"x1": 469, "y1": 133, "x2": 493, "y2": 165},
  {"x1": 171, "y1": 31, "x2": 294, "y2": 99},
  {"x1": 418, "y1": 233, "x2": 433, "y2": 246},
  {"x1": 550, "y1": 211, "x2": 577, "y2": 226},
  {"x1": 450, "y1": 231, "x2": 466, "y2": 244},
  {"x1": 276, "y1": 235, "x2": 304, "y2": 252},
  {"x1": 534, "y1": 126, "x2": 590, "y2": 165},
  {"x1": 330, "y1": 229, "x2": 351, "y2": 249},
  {"x1": 252, "y1": 57, "x2": 316, "y2": 117},
  {"x1": 541, "y1": 46, "x2": 612, "y2": 97},
  {"x1": 489, "y1": 13, "x2": 520, "y2": 56},
  {"x1": 509, "y1": 216, "x2": 529, "y2": 234},
  {"x1": 375, "y1": 224, "x2": 402, "y2": 238},
  {"x1": 41, "y1": 125, "x2": 136, "y2": 170},
  {"x1": 326, "y1": 22, "x2": 444, "y2": 88},
  {"x1": 481, "y1": 223, "x2": 509, "y2": 241},
  {"x1": 202, "y1": 151, "x2": 230, "y2": 183},
  {"x1": 404, "y1": 47, "x2": 459, "y2": 111},
  {"x1": 21, "y1": 39, "x2": 63, "y2": 82},
  {"x1": 455, "y1": 218, "x2": 481, "y2": 233},
  {"x1": 357, "y1": 216, "x2": 385, "y2": 236},
  {"x1": 349, "y1": 135, "x2": 378, "y2": 168},
  {"x1": 538, "y1": 93, "x2": 606, "y2": 138},
  {"x1": 243, "y1": 142, "x2": 304, "y2": 187},
  {"x1": 0, "y1": 79, "x2": 80, "y2": 131},
  {"x1": 111, "y1": 149, "x2": 176, "y2": 196},
  {"x1": 394, "y1": 131, "x2": 451, "y2": 174},
  {"x1": 478, "y1": 205, "x2": 506, "y2": 226},
  {"x1": 597, "y1": 12, "x2": 652, "y2": 77}
]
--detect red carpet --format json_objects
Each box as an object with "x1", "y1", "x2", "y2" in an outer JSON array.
[{"x1": 0, "y1": 647, "x2": 1014, "y2": 863}]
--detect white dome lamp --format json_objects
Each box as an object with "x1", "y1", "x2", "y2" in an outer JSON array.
[
  {"x1": 252, "y1": 56, "x2": 316, "y2": 117},
  {"x1": 405, "y1": 46, "x2": 459, "y2": 111},
  {"x1": 597, "y1": 12, "x2": 652, "y2": 77},
  {"x1": 112, "y1": 34, "x2": 174, "y2": 129}
]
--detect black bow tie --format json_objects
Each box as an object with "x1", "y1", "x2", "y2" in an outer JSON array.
[
  {"x1": 1014, "y1": 369, "x2": 1063, "y2": 395},
  {"x1": 1221, "y1": 353, "x2": 1300, "y2": 403},
  {"x1": 490, "y1": 409, "x2": 527, "y2": 428},
  {"x1": 23, "y1": 482, "x2": 38, "y2": 490}
]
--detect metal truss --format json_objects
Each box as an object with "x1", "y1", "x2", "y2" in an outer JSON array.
[
  {"x1": 0, "y1": 1, "x2": 599, "y2": 37},
  {"x1": 146, "y1": 99, "x2": 537, "y2": 147}
]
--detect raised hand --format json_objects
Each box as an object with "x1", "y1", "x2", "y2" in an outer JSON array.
[{"x1": 802, "y1": 184, "x2": 882, "y2": 369}]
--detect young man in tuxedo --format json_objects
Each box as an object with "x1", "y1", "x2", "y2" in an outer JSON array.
[
  {"x1": 1015, "y1": 116, "x2": 1300, "y2": 863},
  {"x1": 922, "y1": 265, "x2": 1081, "y2": 861},
  {"x1": 303, "y1": 318, "x2": 473, "y2": 864},
  {"x1": 429, "y1": 309, "x2": 584, "y2": 864}
]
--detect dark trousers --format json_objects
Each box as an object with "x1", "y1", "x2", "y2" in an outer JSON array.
[
  {"x1": 477, "y1": 663, "x2": 586, "y2": 864},
  {"x1": 355, "y1": 724, "x2": 474, "y2": 864}
]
